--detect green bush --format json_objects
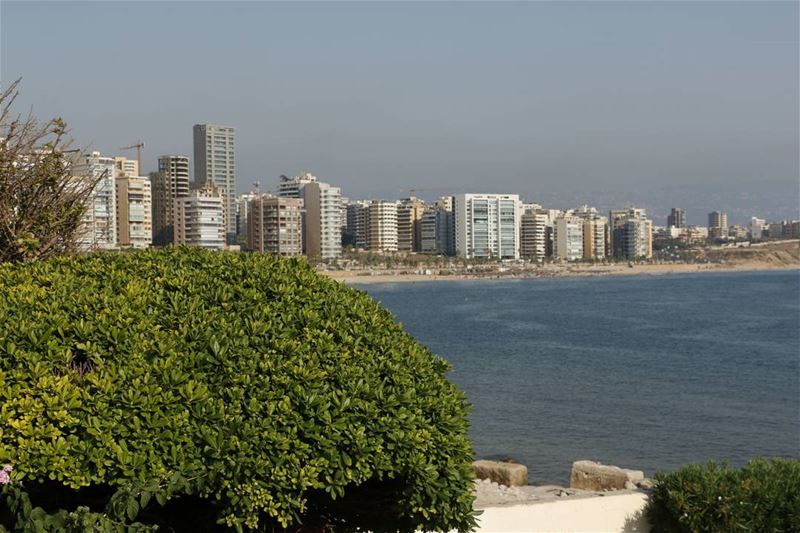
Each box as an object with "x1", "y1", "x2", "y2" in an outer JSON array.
[
  {"x1": 0, "y1": 247, "x2": 476, "y2": 532},
  {"x1": 645, "y1": 458, "x2": 800, "y2": 532}
]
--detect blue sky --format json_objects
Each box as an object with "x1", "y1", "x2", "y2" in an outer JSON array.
[{"x1": 2, "y1": 1, "x2": 798, "y2": 224}]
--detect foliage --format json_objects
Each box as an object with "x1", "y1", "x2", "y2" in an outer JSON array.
[
  {"x1": 0, "y1": 247, "x2": 476, "y2": 532},
  {"x1": 645, "y1": 458, "x2": 800, "y2": 533},
  {"x1": 0, "y1": 78, "x2": 98, "y2": 264}
]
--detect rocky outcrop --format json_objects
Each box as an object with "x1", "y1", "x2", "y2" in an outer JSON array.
[
  {"x1": 570, "y1": 460, "x2": 645, "y2": 491},
  {"x1": 473, "y1": 460, "x2": 528, "y2": 487}
]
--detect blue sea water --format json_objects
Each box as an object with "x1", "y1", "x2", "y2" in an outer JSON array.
[{"x1": 360, "y1": 270, "x2": 800, "y2": 485}]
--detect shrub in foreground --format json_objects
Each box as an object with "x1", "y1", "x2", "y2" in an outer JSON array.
[
  {"x1": 0, "y1": 247, "x2": 476, "y2": 532},
  {"x1": 645, "y1": 458, "x2": 800, "y2": 533}
]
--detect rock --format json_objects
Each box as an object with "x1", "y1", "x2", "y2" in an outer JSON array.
[
  {"x1": 637, "y1": 478, "x2": 654, "y2": 490},
  {"x1": 570, "y1": 460, "x2": 630, "y2": 491},
  {"x1": 623, "y1": 468, "x2": 645, "y2": 484},
  {"x1": 472, "y1": 460, "x2": 529, "y2": 487},
  {"x1": 624, "y1": 481, "x2": 637, "y2": 490}
]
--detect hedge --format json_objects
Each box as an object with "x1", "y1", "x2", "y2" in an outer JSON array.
[
  {"x1": 645, "y1": 458, "x2": 800, "y2": 532},
  {"x1": 0, "y1": 247, "x2": 477, "y2": 532}
]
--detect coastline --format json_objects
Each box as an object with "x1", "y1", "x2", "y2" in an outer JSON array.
[{"x1": 322, "y1": 262, "x2": 800, "y2": 285}]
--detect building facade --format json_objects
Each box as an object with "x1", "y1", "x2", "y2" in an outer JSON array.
[
  {"x1": 397, "y1": 197, "x2": 426, "y2": 252},
  {"x1": 708, "y1": 211, "x2": 728, "y2": 239},
  {"x1": 609, "y1": 207, "x2": 653, "y2": 259},
  {"x1": 346, "y1": 200, "x2": 371, "y2": 249},
  {"x1": 193, "y1": 124, "x2": 236, "y2": 241},
  {"x1": 553, "y1": 215, "x2": 584, "y2": 261},
  {"x1": 667, "y1": 208, "x2": 686, "y2": 229},
  {"x1": 454, "y1": 194, "x2": 520, "y2": 259},
  {"x1": 115, "y1": 175, "x2": 152, "y2": 249},
  {"x1": 279, "y1": 173, "x2": 342, "y2": 260},
  {"x1": 174, "y1": 181, "x2": 225, "y2": 250},
  {"x1": 151, "y1": 155, "x2": 191, "y2": 246},
  {"x1": 78, "y1": 151, "x2": 117, "y2": 250},
  {"x1": 420, "y1": 201, "x2": 455, "y2": 256},
  {"x1": 246, "y1": 194, "x2": 303, "y2": 256},
  {"x1": 367, "y1": 200, "x2": 398, "y2": 252}
]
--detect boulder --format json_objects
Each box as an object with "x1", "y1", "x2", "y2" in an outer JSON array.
[
  {"x1": 472, "y1": 460, "x2": 528, "y2": 487},
  {"x1": 623, "y1": 468, "x2": 645, "y2": 484},
  {"x1": 570, "y1": 460, "x2": 630, "y2": 491}
]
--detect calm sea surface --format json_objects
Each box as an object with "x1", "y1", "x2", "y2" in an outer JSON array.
[{"x1": 360, "y1": 270, "x2": 800, "y2": 485}]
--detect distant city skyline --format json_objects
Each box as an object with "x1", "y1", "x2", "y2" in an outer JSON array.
[{"x1": 2, "y1": 1, "x2": 797, "y2": 225}]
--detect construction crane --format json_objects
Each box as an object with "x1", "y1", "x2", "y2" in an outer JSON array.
[{"x1": 119, "y1": 142, "x2": 145, "y2": 174}]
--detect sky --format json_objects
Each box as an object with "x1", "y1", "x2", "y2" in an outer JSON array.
[{"x1": 2, "y1": 1, "x2": 798, "y2": 225}]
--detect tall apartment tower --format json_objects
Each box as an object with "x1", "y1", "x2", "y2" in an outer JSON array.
[
  {"x1": 173, "y1": 181, "x2": 225, "y2": 250},
  {"x1": 609, "y1": 207, "x2": 653, "y2": 259},
  {"x1": 246, "y1": 194, "x2": 304, "y2": 256},
  {"x1": 454, "y1": 194, "x2": 520, "y2": 259},
  {"x1": 397, "y1": 197, "x2": 426, "y2": 252},
  {"x1": 708, "y1": 211, "x2": 728, "y2": 239},
  {"x1": 346, "y1": 200, "x2": 371, "y2": 249},
  {"x1": 193, "y1": 124, "x2": 236, "y2": 242},
  {"x1": 553, "y1": 215, "x2": 584, "y2": 261},
  {"x1": 667, "y1": 208, "x2": 686, "y2": 229},
  {"x1": 420, "y1": 198, "x2": 455, "y2": 256},
  {"x1": 152, "y1": 155, "x2": 191, "y2": 246},
  {"x1": 367, "y1": 200, "x2": 399, "y2": 252},
  {"x1": 519, "y1": 209, "x2": 549, "y2": 261},
  {"x1": 115, "y1": 175, "x2": 152, "y2": 249},
  {"x1": 278, "y1": 173, "x2": 342, "y2": 260},
  {"x1": 77, "y1": 151, "x2": 117, "y2": 251}
]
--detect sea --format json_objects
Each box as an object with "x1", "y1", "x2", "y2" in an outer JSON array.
[{"x1": 360, "y1": 270, "x2": 800, "y2": 485}]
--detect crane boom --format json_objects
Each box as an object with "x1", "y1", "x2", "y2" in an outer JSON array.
[{"x1": 119, "y1": 142, "x2": 145, "y2": 174}]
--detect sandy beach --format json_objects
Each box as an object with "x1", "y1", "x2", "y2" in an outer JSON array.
[{"x1": 323, "y1": 261, "x2": 799, "y2": 285}]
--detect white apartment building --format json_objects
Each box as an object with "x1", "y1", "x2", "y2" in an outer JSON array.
[
  {"x1": 78, "y1": 151, "x2": 117, "y2": 251},
  {"x1": 279, "y1": 173, "x2": 342, "y2": 260},
  {"x1": 368, "y1": 200, "x2": 398, "y2": 252},
  {"x1": 174, "y1": 181, "x2": 225, "y2": 250},
  {"x1": 115, "y1": 175, "x2": 152, "y2": 249},
  {"x1": 193, "y1": 124, "x2": 236, "y2": 241},
  {"x1": 454, "y1": 194, "x2": 520, "y2": 259},
  {"x1": 749, "y1": 217, "x2": 766, "y2": 240},
  {"x1": 553, "y1": 215, "x2": 584, "y2": 261}
]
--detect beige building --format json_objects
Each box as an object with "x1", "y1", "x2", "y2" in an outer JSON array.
[
  {"x1": 152, "y1": 155, "x2": 191, "y2": 246},
  {"x1": 368, "y1": 200, "x2": 398, "y2": 252},
  {"x1": 582, "y1": 217, "x2": 608, "y2": 260},
  {"x1": 174, "y1": 181, "x2": 225, "y2": 250},
  {"x1": 397, "y1": 197, "x2": 426, "y2": 252},
  {"x1": 114, "y1": 156, "x2": 139, "y2": 178},
  {"x1": 115, "y1": 175, "x2": 152, "y2": 249},
  {"x1": 246, "y1": 195, "x2": 303, "y2": 257},
  {"x1": 279, "y1": 173, "x2": 342, "y2": 260}
]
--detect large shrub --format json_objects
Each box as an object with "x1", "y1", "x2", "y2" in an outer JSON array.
[
  {"x1": 0, "y1": 248, "x2": 476, "y2": 532},
  {"x1": 645, "y1": 458, "x2": 800, "y2": 532}
]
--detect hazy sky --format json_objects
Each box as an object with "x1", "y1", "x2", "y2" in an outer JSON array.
[{"x1": 2, "y1": 1, "x2": 798, "y2": 224}]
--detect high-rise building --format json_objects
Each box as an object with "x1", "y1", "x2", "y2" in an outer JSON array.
[
  {"x1": 193, "y1": 124, "x2": 236, "y2": 241},
  {"x1": 115, "y1": 175, "x2": 152, "y2": 249},
  {"x1": 278, "y1": 173, "x2": 342, "y2": 260},
  {"x1": 367, "y1": 200, "x2": 398, "y2": 252},
  {"x1": 152, "y1": 155, "x2": 191, "y2": 246},
  {"x1": 77, "y1": 151, "x2": 117, "y2": 250},
  {"x1": 667, "y1": 208, "x2": 686, "y2": 229},
  {"x1": 749, "y1": 217, "x2": 766, "y2": 240},
  {"x1": 174, "y1": 181, "x2": 225, "y2": 250},
  {"x1": 553, "y1": 215, "x2": 584, "y2": 261},
  {"x1": 246, "y1": 194, "x2": 304, "y2": 256},
  {"x1": 397, "y1": 197, "x2": 426, "y2": 252},
  {"x1": 235, "y1": 192, "x2": 259, "y2": 244},
  {"x1": 582, "y1": 217, "x2": 608, "y2": 260},
  {"x1": 114, "y1": 156, "x2": 139, "y2": 178},
  {"x1": 420, "y1": 198, "x2": 455, "y2": 256},
  {"x1": 519, "y1": 206, "x2": 548, "y2": 260},
  {"x1": 346, "y1": 200, "x2": 371, "y2": 249},
  {"x1": 454, "y1": 194, "x2": 520, "y2": 259},
  {"x1": 708, "y1": 211, "x2": 728, "y2": 239},
  {"x1": 609, "y1": 207, "x2": 652, "y2": 259}
]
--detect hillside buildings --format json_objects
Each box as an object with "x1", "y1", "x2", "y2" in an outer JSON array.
[
  {"x1": 173, "y1": 181, "x2": 226, "y2": 250},
  {"x1": 193, "y1": 124, "x2": 236, "y2": 242},
  {"x1": 246, "y1": 194, "x2": 303, "y2": 256},
  {"x1": 454, "y1": 194, "x2": 520, "y2": 259}
]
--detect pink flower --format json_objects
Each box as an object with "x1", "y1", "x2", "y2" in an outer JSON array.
[
  {"x1": 0, "y1": 471, "x2": 9, "y2": 485},
  {"x1": 2, "y1": 464, "x2": 12, "y2": 473}
]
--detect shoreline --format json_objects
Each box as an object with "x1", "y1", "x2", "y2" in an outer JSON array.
[{"x1": 322, "y1": 262, "x2": 800, "y2": 285}]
